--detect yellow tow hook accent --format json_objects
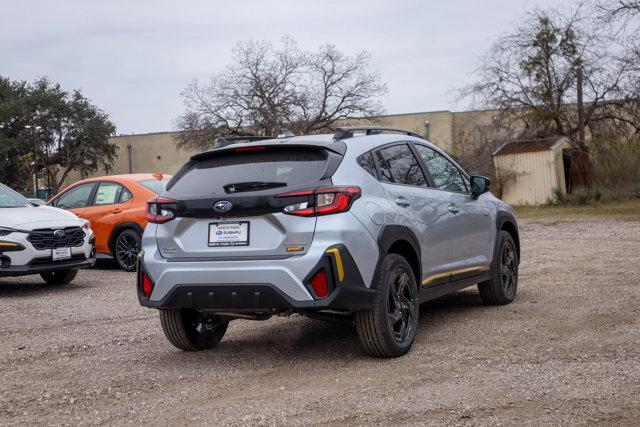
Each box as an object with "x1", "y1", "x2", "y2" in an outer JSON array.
[{"x1": 325, "y1": 248, "x2": 344, "y2": 282}]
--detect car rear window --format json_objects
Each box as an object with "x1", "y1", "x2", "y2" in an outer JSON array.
[
  {"x1": 138, "y1": 178, "x2": 170, "y2": 195},
  {"x1": 168, "y1": 149, "x2": 328, "y2": 196}
]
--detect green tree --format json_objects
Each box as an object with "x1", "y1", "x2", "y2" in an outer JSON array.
[{"x1": 0, "y1": 76, "x2": 117, "y2": 193}]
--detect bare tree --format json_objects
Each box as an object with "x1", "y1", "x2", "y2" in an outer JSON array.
[
  {"x1": 176, "y1": 38, "x2": 387, "y2": 151},
  {"x1": 594, "y1": 0, "x2": 640, "y2": 22},
  {"x1": 459, "y1": 7, "x2": 639, "y2": 146}
]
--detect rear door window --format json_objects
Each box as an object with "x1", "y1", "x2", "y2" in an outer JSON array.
[
  {"x1": 168, "y1": 148, "x2": 329, "y2": 196},
  {"x1": 375, "y1": 144, "x2": 427, "y2": 187},
  {"x1": 94, "y1": 182, "x2": 125, "y2": 205}
]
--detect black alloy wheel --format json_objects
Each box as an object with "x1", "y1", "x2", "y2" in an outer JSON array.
[
  {"x1": 387, "y1": 268, "x2": 418, "y2": 344},
  {"x1": 114, "y1": 229, "x2": 141, "y2": 272},
  {"x1": 355, "y1": 253, "x2": 419, "y2": 357},
  {"x1": 500, "y1": 239, "x2": 517, "y2": 297},
  {"x1": 478, "y1": 230, "x2": 518, "y2": 305}
]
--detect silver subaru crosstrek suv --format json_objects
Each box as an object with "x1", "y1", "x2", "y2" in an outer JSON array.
[{"x1": 137, "y1": 127, "x2": 520, "y2": 357}]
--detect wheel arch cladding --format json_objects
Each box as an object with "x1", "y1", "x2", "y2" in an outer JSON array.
[
  {"x1": 497, "y1": 215, "x2": 520, "y2": 262},
  {"x1": 376, "y1": 225, "x2": 421, "y2": 289},
  {"x1": 108, "y1": 222, "x2": 144, "y2": 255}
]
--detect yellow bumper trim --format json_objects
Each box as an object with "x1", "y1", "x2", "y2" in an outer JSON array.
[{"x1": 325, "y1": 248, "x2": 344, "y2": 282}]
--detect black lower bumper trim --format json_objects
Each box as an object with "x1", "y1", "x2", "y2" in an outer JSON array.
[
  {"x1": 138, "y1": 282, "x2": 374, "y2": 311},
  {"x1": 138, "y1": 244, "x2": 375, "y2": 312},
  {"x1": 0, "y1": 257, "x2": 96, "y2": 277}
]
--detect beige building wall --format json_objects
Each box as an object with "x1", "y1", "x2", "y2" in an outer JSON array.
[
  {"x1": 493, "y1": 139, "x2": 571, "y2": 205},
  {"x1": 62, "y1": 108, "x2": 523, "y2": 193},
  {"x1": 65, "y1": 132, "x2": 199, "y2": 186},
  {"x1": 338, "y1": 110, "x2": 455, "y2": 151}
]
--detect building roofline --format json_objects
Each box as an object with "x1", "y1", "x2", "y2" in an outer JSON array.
[{"x1": 112, "y1": 131, "x2": 180, "y2": 138}]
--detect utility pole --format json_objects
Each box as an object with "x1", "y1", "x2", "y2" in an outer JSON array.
[
  {"x1": 25, "y1": 125, "x2": 42, "y2": 196},
  {"x1": 575, "y1": 64, "x2": 591, "y2": 187},
  {"x1": 576, "y1": 65, "x2": 585, "y2": 150}
]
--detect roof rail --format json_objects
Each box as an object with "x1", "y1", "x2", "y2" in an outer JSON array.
[
  {"x1": 214, "y1": 135, "x2": 273, "y2": 149},
  {"x1": 333, "y1": 126, "x2": 423, "y2": 140}
]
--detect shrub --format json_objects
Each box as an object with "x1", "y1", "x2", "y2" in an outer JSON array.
[{"x1": 548, "y1": 186, "x2": 601, "y2": 206}]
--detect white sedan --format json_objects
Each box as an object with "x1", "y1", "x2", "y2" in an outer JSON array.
[{"x1": 0, "y1": 183, "x2": 96, "y2": 284}]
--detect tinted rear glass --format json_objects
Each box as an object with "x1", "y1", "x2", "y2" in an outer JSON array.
[
  {"x1": 168, "y1": 149, "x2": 328, "y2": 196},
  {"x1": 375, "y1": 144, "x2": 427, "y2": 187},
  {"x1": 138, "y1": 178, "x2": 170, "y2": 195}
]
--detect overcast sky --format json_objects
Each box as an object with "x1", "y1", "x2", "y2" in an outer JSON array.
[{"x1": 1, "y1": 0, "x2": 577, "y2": 135}]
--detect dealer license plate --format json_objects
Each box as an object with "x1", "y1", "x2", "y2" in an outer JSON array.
[
  {"x1": 52, "y1": 247, "x2": 72, "y2": 261},
  {"x1": 208, "y1": 221, "x2": 250, "y2": 247}
]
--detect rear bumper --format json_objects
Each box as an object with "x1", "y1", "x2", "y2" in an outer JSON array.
[
  {"x1": 0, "y1": 256, "x2": 96, "y2": 277},
  {"x1": 138, "y1": 213, "x2": 380, "y2": 311},
  {"x1": 137, "y1": 243, "x2": 375, "y2": 312}
]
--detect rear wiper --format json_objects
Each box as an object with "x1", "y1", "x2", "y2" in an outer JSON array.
[{"x1": 223, "y1": 181, "x2": 287, "y2": 194}]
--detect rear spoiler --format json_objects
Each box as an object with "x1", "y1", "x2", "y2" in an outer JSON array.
[{"x1": 190, "y1": 141, "x2": 346, "y2": 161}]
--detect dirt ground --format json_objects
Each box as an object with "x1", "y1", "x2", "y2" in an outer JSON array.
[{"x1": 1, "y1": 217, "x2": 639, "y2": 425}]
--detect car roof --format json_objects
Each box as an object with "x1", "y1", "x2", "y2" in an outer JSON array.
[
  {"x1": 75, "y1": 173, "x2": 172, "y2": 184},
  {"x1": 189, "y1": 132, "x2": 444, "y2": 161}
]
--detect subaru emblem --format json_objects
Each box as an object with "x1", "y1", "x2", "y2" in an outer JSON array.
[
  {"x1": 53, "y1": 229, "x2": 66, "y2": 238},
  {"x1": 213, "y1": 200, "x2": 233, "y2": 213}
]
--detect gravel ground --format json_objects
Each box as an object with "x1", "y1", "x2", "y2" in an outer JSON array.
[{"x1": 0, "y1": 218, "x2": 639, "y2": 425}]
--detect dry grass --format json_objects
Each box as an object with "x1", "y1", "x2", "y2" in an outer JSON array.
[{"x1": 514, "y1": 199, "x2": 640, "y2": 220}]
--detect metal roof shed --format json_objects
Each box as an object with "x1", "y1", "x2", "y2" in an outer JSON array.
[{"x1": 493, "y1": 136, "x2": 572, "y2": 205}]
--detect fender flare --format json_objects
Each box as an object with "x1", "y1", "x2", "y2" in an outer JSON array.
[
  {"x1": 372, "y1": 225, "x2": 422, "y2": 288},
  {"x1": 496, "y1": 211, "x2": 520, "y2": 261},
  {"x1": 108, "y1": 222, "x2": 144, "y2": 255}
]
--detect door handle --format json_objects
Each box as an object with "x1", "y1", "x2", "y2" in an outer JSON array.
[
  {"x1": 448, "y1": 204, "x2": 460, "y2": 214},
  {"x1": 111, "y1": 208, "x2": 122, "y2": 214},
  {"x1": 394, "y1": 197, "x2": 411, "y2": 207}
]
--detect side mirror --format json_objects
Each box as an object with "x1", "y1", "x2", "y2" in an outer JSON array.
[
  {"x1": 28, "y1": 198, "x2": 45, "y2": 206},
  {"x1": 470, "y1": 176, "x2": 491, "y2": 199}
]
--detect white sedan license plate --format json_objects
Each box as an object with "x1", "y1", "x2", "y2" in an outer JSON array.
[
  {"x1": 52, "y1": 247, "x2": 72, "y2": 261},
  {"x1": 209, "y1": 221, "x2": 250, "y2": 247}
]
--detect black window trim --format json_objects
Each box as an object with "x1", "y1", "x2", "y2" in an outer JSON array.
[
  {"x1": 411, "y1": 142, "x2": 472, "y2": 195},
  {"x1": 371, "y1": 141, "x2": 431, "y2": 189}
]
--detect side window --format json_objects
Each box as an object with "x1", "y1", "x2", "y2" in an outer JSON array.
[
  {"x1": 357, "y1": 151, "x2": 377, "y2": 178},
  {"x1": 94, "y1": 182, "x2": 125, "y2": 206},
  {"x1": 54, "y1": 183, "x2": 95, "y2": 209},
  {"x1": 414, "y1": 145, "x2": 468, "y2": 193},
  {"x1": 375, "y1": 144, "x2": 427, "y2": 187},
  {"x1": 120, "y1": 187, "x2": 133, "y2": 203}
]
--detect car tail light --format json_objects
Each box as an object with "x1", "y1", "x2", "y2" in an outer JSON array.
[
  {"x1": 277, "y1": 186, "x2": 361, "y2": 217},
  {"x1": 145, "y1": 197, "x2": 178, "y2": 223},
  {"x1": 141, "y1": 272, "x2": 154, "y2": 298},
  {"x1": 310, "y1": 268, "x2": 329, "y2": 298}
]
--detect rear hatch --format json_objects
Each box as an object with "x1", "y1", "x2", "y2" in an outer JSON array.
[{"x1": 154, "y1": 144, "x2": 342, "y2": 260}]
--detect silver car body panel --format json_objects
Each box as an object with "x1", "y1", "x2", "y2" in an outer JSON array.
[{"x1": 142, "y1": 133, "x2": 515, "y2": 304}]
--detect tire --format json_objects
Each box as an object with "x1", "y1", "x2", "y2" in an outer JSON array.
[
  {"x1": 355, "y1": 254, "x2": 419, "y2": 358},
  {"x1": 159, "y1": 309, "x2": 229, "y2": 351},
  {"x1": 40, "y1": 269, "x2": 78, "y2": 285},
  {"x1": 478, "y1": 230, "x2": 518, "y2": 305},
  {"x1": 114, "y1": 229, "x2": 141, "y2": 272}
]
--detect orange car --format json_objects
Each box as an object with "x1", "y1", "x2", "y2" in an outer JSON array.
[{"x1": 49, "y1": 173, "x2": 171, "y2": 271}]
